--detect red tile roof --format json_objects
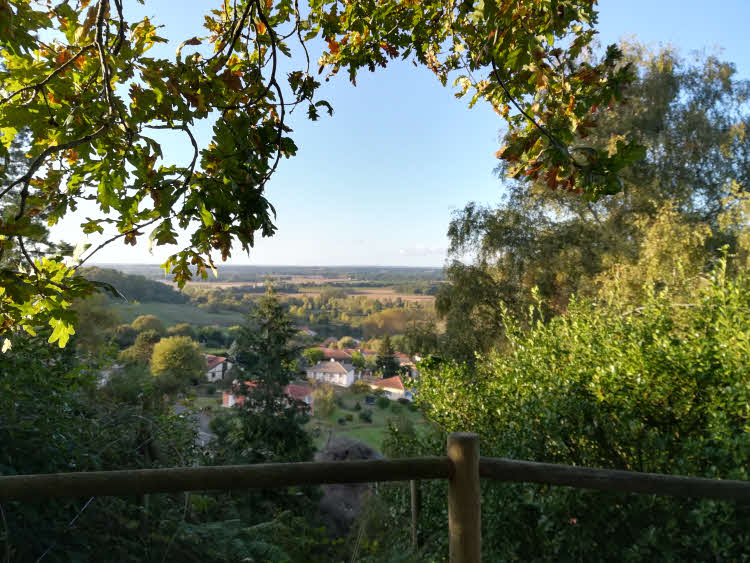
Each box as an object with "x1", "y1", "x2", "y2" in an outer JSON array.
[
  {"x1": 369, "y1": 375, "x2": 405, "y2": 392},
  {"x1": 285, "y1": 384, "x2": 313, "y2": 401},
  {"x1": 315, "y1": 347, "x2": 352, "y2": 361},
  {"x1": 205, "y1": 354, "x2": 227, "y2": 370}
]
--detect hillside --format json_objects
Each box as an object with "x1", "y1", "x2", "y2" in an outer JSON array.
[{"x1": 82, "y1": 267, "x2": 188, "y2": 304}]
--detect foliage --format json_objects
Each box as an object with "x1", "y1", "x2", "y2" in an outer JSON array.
[
  {"x1": 345, "y1": 351, "x2": 363, "y2": 372},
  {"x1": 198, "y1": 324, "x2": 229, "y2": 348},
  {"x1": 312, "y1": 384, "x2": 336, "y2": 418},
  {"x1": 118, "y1": 328, "x2": 160, "y2": 366},
  {"x1": 337, "y1": 335, "x2": 356, "y2": 349},
  {"x1": 82, "y1": 266, "x2": 188, "y2": 304},
  {"x1": 375, "y1": 396, "x2": 391, "y2": 410},
  {"x1": 375, "y1": 335, "x2": 399, "y2": 378},
  {"x1": 70, "y1": 292, "x2": 119, "y2": 357},
  {"x1": 150, "y1": 335, "x2": 205, "y2": 393},
  {"x1": 303, "y1": 346, "x2": 325, "y2": 366},
  {"x1": 438, "y1": 46, "x2": 750, "y2": 360},
  {"x1": 167, "y1": 322, "x2": 198, "y2": 339},
  {"x1": 130, "y1": 314, "x2": 165, "y2": 334},
  {"x1": 111, "y1": 323, "x2": 137, "y2": 348},
  {"x1": 410, "y1": 265, "x2": 750, "y2": 560},
  {"x1": 348, "y1": 380, "x2": 371, "y2": 394},
  {"x1": 358, "y1": 409, "x2": 373, "y2": 423},
  {"x1": 216, "y1": 288, "x2": 314, "y2": 465},
  {"x1": 0, "y1": 333, "x2": 206, "y2": 561},
  {"x1": 1, "y1": 0, "x2": 636, "y2": 341}
]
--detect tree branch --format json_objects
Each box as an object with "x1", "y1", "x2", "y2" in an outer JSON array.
[{"x1": 0, "y1": 45, "x2": 95, "y2": 107}]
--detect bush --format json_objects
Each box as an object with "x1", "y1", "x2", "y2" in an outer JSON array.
[
  {"x1": 131, "y1": 314, "x2": 165, "y2": 334},
  {"x1": 354, "y1": 401, "x2": 362, "y2": 411},
  {"x1": 376, "y1": 396, "x2": 391, "y2": 410},
  {"x1": 344, "y1": 414, "x2": 353, "y2": 422},
  {"x1": 397, "y1": 398, "x2": 410, "y2": 405},
  {"x1": 390, "y1": 403, "x2": 402, "y2": 414},
  {"x1": 411, "y1": 268, "x2": 750, "y2": 560},
  {"x1": 349, "y1": 380, "x2": 371, "y2": 394},
  {"x1": 205, "y1": 384, "x2": 216, "y2": 395},
  {"x1": 358, "y1": 409, "x2": 373, "y2": 423},
  {"x1": 337, "y1": 417, "x2": 347, "y2": 426}
]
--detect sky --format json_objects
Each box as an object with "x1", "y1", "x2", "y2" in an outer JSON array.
[{"x1": 53, "y1": 0, "x2": 750, "y2": 268}]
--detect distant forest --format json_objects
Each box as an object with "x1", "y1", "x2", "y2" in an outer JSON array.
[
  {"x1": 96, "y1": 263, "x2": 446, "y2": 283},
  {"x1": 82, "y1": 267, "x2": 188, "y2": 304}
]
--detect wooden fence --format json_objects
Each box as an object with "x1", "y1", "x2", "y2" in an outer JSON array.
[{"x1": 2, "y1": 432, "x2": 750, "y2": 562}]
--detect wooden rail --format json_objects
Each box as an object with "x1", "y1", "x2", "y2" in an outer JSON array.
[
  {"x1": 0, "y1": 457, "x2": 453, "y2": 500},
  {"x1": 2, "y1": 433, "x2": 750, "y2": 562}
]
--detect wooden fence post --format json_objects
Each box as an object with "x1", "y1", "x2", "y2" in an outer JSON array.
[
  {"x1": 447, "y1": 432, "x2": 481, "y2": 563},
  {"x1": 410, "y1": 479, "x2": 421, "y2": 551}
]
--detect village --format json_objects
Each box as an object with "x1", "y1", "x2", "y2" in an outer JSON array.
[{"x1": 193, "y1": 334, "x2": 424, "y2": 451}]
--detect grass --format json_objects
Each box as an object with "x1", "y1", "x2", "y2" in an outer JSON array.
[
  {"x1": 192, "y1": 395, "x2": 222, "y2": 410},
  {"x1": 112, "y1": 301, "x2": 244, "y2": 327},
  {"x1": 307, "y1": 389, "x2": 426, "y2": 452}
]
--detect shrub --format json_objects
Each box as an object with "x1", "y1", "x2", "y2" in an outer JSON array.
[
  {"x1": 376, "y1": 396, "x2": 391, "y2": 410},
  {"x1": 390, "y1": 403, "x2": 402, "y2": 414},
  {"x1": 337, "y1": 417, "x2": 346, "y2": 426},
  {"x1": 410, "y1": 268, "x2": 750, "y2": 560},
  {"x1": 312, "y1": 385, "x2": 336, "y2": 418},
  {"x1": 344, "y1": 414, "x2": 353, "y2": 422},
  {"x1": 354, "y1": 401, "x2": 362, "y2": 411},
  {"x1": 358, "y1": 409, "x2": 373, "y2": 423},
  {"x1": 349, "y1": 380, "x2": 371, "y2": 394},
  {"x1": 397, "y1": 398, "x2": 410, "y2": 405},
  {"x1": 205, "y1": 384, "x2": 216, "y2": 395},
  {"x1": 131, "y1": 314, "x2": 165, "y2": 335}
]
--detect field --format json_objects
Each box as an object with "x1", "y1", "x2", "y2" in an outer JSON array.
[
  {"x1": 291, "y1": 287, "x2": 436, "y2": 304},
  {"x1": 111, "y1": 301, "x2": 245, "y2": 327}
]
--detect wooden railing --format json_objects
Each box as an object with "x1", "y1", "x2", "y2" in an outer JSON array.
[{"x1": 2, "y1": 432, "x2": 750, "y2": 562}]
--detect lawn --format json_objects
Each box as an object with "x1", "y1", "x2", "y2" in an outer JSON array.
[
  {"x1": 111, "y1": 301, "x2": 245, "y2": 327},
  {"x1": 192, "y1": 395, "x2": 222, "y2": 410},
  {"x1": 307, "y1": 389, "x2": 427, "y2": 453}
]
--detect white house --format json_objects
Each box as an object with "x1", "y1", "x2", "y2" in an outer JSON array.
[
  {"x1": 306, "y1": 359, "x2": 357, "y2": 387},
  {"x1": 205, "y1": 354, "x2": 232, "y2": 382},
  {"x1": 367, "y1": 375, "x2": 412, "y2": 401}
]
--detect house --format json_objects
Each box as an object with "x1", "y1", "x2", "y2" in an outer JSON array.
[
  {"x1": 314, "y1": 346, "x2": 352, "y2": 362},
  {"x1": 367, "y1": 375, "x2": 413, "y2": 401},
  {"x1": 306, "y1": 359, "x2": 357, "y2": 387},
  {"x1": 395, "y1": 352, "x2": 412, "y2": 366},
  {"x1": 395, "y1": 352, "x2": 420, "y2": 378},
  {"x1": 285, "y1": 383, "x2": 315, "y2": 413},
  {"x1": 222, "y1": 381, "x2": 314, "y2": 411},
  {"x1": 205, "y1": 355, "x2": 232, "y2": 382},
  {"x1": 222, "y1": 381, "x2": 255, "y2": 407}
]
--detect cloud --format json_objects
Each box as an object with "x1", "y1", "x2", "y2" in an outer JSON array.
[{"x1": 398, "y1": 244, "x2": 447, "y2": 257}]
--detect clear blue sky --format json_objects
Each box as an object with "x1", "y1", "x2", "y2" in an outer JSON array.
[{"x1": 57, "y1": 0, "x2": 750, "y2": 268}]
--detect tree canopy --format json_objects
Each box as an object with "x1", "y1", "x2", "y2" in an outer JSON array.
[
  {"x1": 437, "y1": 45, "x2": 750, "y2": 361},
  {"x1": 1, "y1": 0, "x2": 640, "y2": 348}
]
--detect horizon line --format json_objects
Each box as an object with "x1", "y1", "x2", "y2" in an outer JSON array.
[{"x1": 89, "y1": 262, "x2": 446, "y2": 269}]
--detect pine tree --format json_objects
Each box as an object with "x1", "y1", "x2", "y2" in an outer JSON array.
[
  {"x1": 221, "y1": 288, "x2": 314, "y2": 464},
  {"x1": 375, "y1": 335, "x2": 399, "y2": 379}
]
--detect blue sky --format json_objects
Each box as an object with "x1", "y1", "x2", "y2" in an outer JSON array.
[{"x1": 58, "y1": 0, "x2": 750, "y2": 268}]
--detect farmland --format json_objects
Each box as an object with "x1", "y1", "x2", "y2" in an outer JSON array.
[{"x1": 111, "y1": 301, "x2": 245, "y2": 327}]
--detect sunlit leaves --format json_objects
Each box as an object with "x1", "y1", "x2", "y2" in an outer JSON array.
[{"x1": 1, "y1": 0, "x2": 639, "y2": 343}]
